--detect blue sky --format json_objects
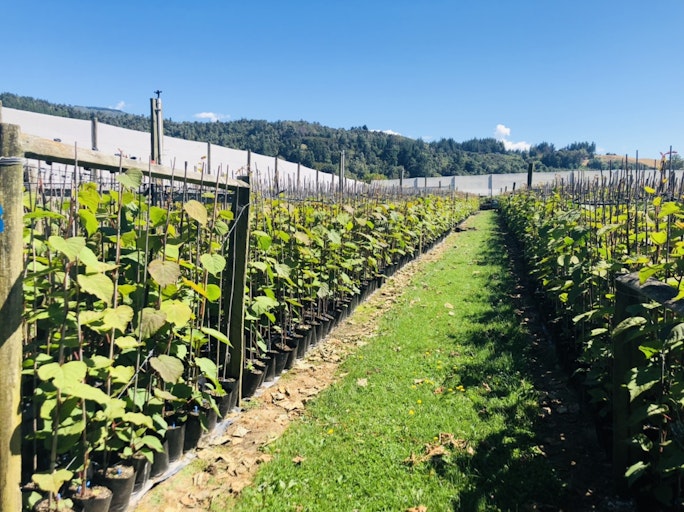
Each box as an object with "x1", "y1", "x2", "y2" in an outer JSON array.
[{"x1": 3, "y1": 1, "x2": 682, "y2": 159}]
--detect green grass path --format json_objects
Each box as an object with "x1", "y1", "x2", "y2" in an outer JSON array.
[{"x1": 231, "y1": 210, "x2": 565, "y2": 511}]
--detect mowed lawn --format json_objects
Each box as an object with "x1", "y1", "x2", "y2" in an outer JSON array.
[{"x1": 228, "y1": 210, "x2": 564, "y2": 511}]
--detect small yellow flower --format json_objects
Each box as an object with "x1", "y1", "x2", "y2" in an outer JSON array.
[
  {"x1": 327, "y1": 428, "x2": 334, "y2": 435},
  {"x1": 411, "y1": 385, "x2": 417, "y2": 390},
  {"x1": 408, "y1": 409, "x2": 415, "y2": 415},
  {"x1": 416, "y1": 399, "x2": 422, "y2": 404}
]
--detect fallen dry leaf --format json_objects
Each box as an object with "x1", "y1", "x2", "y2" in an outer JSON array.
[
  {"x1": 444, "y1": 302, "x2": 454, "y2": 309},
  {"x1": 292, "y1": 455, "x2": 306, "y2": 465},
  {"x1": 407, "y1": 506, "x2": 428, "y2": 512},
  {"x1": 357, "y1": 378, "x2": 368, "y2": 387}
]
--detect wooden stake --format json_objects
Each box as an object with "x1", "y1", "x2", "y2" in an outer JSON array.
[{"x1": 0, "y1": 123, "x2": 24, "y2": 512}]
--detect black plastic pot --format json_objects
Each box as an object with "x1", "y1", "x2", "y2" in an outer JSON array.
[
  {"x1": 69, "y1": 485, "x2": 113, "y2": 512},
  {"x1": 130, "y1": 452, "x2": 150, "y2": 493},
  {"x1": 241, "y1": 366, "x2": 265, "y2": 398},
  {"x1": 149, "y1": 439, "x2": 170, "y2": 478},
  {"x1": 183, "y1": 410, "x2": 202, "y2": 452},
  {"x1": 97, "y1": 463, "x2": 135, "y2": 512},
  {"x1": 273, "y1": 344, "x2": 292, "y2": 375},
  {"x1": 166, "y1": 423, "x2": 185, "y2": 463},
  {"x1": 217, "y1": 378, "x2": 238, "y2": 418}
]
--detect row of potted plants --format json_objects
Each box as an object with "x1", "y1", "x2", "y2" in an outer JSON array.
[{"x1": 20, "y1": 165, "x2": 477, "y2": 510}]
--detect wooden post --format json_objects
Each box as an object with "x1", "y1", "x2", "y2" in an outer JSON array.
[
  {"x1": 612, "y1": 273, "x2": 683, "y2": 491},
  {"x1": 339, "y1": 150, "x2": 345, "y2": 197},
  {"x1": 150, "y1": 98, "x2": 163, "y2": 165},
  {"x1": 226, "y1": 176, "x2": 251, "y2": 401},
  {"x1": 274, "y1": 156, "x2": 279, "y2": 194},
  {"x1": 527, "y1": 162, "x2": 534, "y2": 188},
  {"x1": 207, "y1": 142, "x2": 212, "y2": 175},
  {"x1": 0, "y1": 123, "x2": 24, "y2": 512}
]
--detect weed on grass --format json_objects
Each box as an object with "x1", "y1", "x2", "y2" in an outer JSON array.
[{"x1": 231, "y1": 211, "x2": 565, "y2": 512}]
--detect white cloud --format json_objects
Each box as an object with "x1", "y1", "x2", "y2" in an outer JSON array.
[
  {"x1": 494, "y1": 124, "x2": 530, "y2": 152},
  {"x1": 108, "y1": 101, "x2": 127, "y2": 111},
  {"x1": 194, "y1": 112, "x2": 229, "y2": 122},
  {"x1": 372, "y1": 129, "x2": 402, "y2": 136},
  {"x1": 494, "y1": 124, "x2": 510, "y2": 139}
]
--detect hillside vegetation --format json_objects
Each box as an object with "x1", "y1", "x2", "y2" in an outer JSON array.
[{"x1": 2, "y1": 92, "x2": 611, "y2": 181}]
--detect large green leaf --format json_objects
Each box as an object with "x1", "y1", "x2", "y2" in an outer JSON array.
[
  {"x1": 148, "y1": 259, "x2": 181, "y2": 287},
  {"x1": 160, "y1": 300, "x2": 193, "y2": 328},
  {"x1": 116, "y1": 167, "x2": 143, "y2": 190},
  {"x1": 78, "y1": 247, "x2": 118, "y2": 273},
  {"x1": 201, "y1": 326, "x2": 231, "y2": 346},
  {"x1": 78, "y1": 209, "x2": 99, "y2": 237},
  {"x1": 77, "y1": 273, "x2": 114, "y2": 306},
  {"x1": 78, "y1": 183, "x2": 101, "y2": 213},
  {"x1": 37, "y1": 360, "x2": 87, "y2": 389},
  {"x1": 200, "y1": 253, "x2": 226, "y2": 276},
  {"x1": 102, "y1": 305, "x2": 134, "y2": 333},
  {"x1": 110, "y1": 364, "x2": 135, "y2": 384},
  {"x1": 32, "y1": 469, "x2": 73, "y2": 494},
  {"x1": 150, "y1": 355, "x2": 184, "y2": 383},
  {"x1": 138, "y1": 308, "x2": 167, "y2": 340},
  {"x1": 195, "y1": 357, "x2": 219, "y2": 385},
  {"x1": 49, "y1": 235, "x2": 86, "y2": 262},
  {"x1": 252, "y1": 230, "x2": 273, "y2": 251},
  {"x1": 63, "y1": 381, "x2": 111, "y2": 403},
  {"x1": 184, "y1": 200, "x2": 208, "y2": 226}
]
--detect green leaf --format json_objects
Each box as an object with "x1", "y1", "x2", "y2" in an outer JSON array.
[
  {"x1": 32, "y1": 469, "x2": 73, "y2": 494},
  {"x1": 200, "y1": 327, "x2": 231, "y2": 346},
  {"x1": 116, "y1": 167, "x2": 143, "y2": 190},
  {"x1": 37, "y1": 361, "x2": 87, "y2": 389},
  {"x1": 650, "y1": 231, "x2": 668, "y2": 246},
  {"x1": 160, "y1": 300, "x2": 193, "y2": 328},
  {"x1": 78, "y1": 209, "x2": 99, "y2": 237},
  {"x1": 612, "y1": 316, "x2": 647, "y2": 339},
  {"x1": 183, "y1": 200, "x2": 208, "y2": 226},
  {"x1": 79, "y1": 247, "x2": 118, "y2": 273},
  {"x1": 625, "y1": 460, "x2": 649, "y2": 486},
  {"x1": 123, "y1": 411, "x2": 154, "y2": 428},
  {"x1": 102, "y1": 305, "x2": 134, "y2": 333},
  {"x1": 150, "y1": 355, "x2": 184, "y2": 383},
  {"x1": 149, "y1": 206, "x2": 167, "y2": 227},
  {"x1": 327, "y1": 230, "x2": 342, "y2": 245},
  {"x1": 627, "y1": 364, "x2": 662, "y2": 401},
  {"x1": 110, "y1": 364, "x2": 135, "y2": 384},
  {"x1": 250, "y1": 295, "x2": 279, "y2": 316},
  {"x1": 317, "y1": 282, "x2": 330, "y2": 298},
  {"x1": 200, "y1": 253, "x2": 226, "y2": 276},
  {"x1": 252, "y1": 230, "x2": 273, "y2": 251},
  {"x1": 138, "y1": 308, "x2": 167, "y2": 340},
  {"x1": 77, "y1": 273, "x2": 114, "y2": 306},
  {"x1": 195, "y1": 357, "x2": 219, "y2": 384},
  {"x1": 63, "y1": 381, "x2": 111, "y2": 403},
  {"x1": 115, "y1": 336, "x2": 141, "y2": 350},
  {"x1": 48, "y1": 235, "x2": 86, "y2": 262},
  {"x1": 206, "y1": 284, "x2": 221, "y2": 302},
  {"x1": 148, "y1": 259, "x2": 181, "y2": 287},
  {"x1": 78, "y1": 183, "x2": 101, "y2": 212}
]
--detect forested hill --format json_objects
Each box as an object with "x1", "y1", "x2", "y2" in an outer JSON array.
[{"x1": 1, "y1": 92, "x2": 602, "y2": 181}]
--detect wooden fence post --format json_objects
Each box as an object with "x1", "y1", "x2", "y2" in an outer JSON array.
[
  {"x1": 0, "y1": 123, "x2": 24, "y2": 512},
  {"x1": 226, "y1": 177, "x2": 251, "y2": 401},
  {"x1": 612, "y1": 273, "x2": 682, "y2": 490}
]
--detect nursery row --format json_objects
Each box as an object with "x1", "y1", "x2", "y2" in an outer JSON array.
[
  {"x1": 19, "y1": 163, "x2": 478, "y2": 511},
  {"x1": 499, "y1": 172, "x2": 684, "y2": 508}
]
